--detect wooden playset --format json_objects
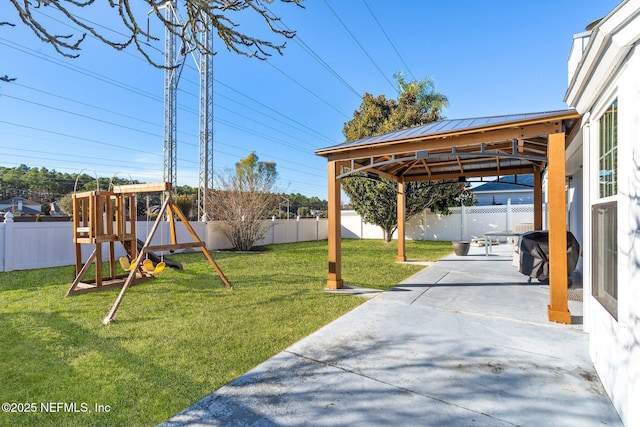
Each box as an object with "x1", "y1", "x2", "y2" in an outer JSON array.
[{"x1": 66, "y1": 182, "x2": 231, "y2": 324}]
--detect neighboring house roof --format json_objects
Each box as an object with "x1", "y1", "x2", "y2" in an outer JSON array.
[
  {"x1": 472, "y1": 174, "x2": 534, "y2": 193},
  {"x1": 0, "y1": 205, "x2": 41, "y2": 214},
  {"x1": 0, "y1": 197, "x2": 43, "y2": 214},
  {"x1": 0, "y1": 196, "x2": 40, "y2": 205}
]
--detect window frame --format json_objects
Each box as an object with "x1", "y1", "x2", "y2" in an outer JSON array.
[
  {"x1": 591, "y1": 201, "x2": 617, "y2": 320},
  {"x1": 591, "y1": 97, "x2": 618, "y2": 320},
  {"x1": 597, "y1": 99, "x2": 618, "y2": 199}
]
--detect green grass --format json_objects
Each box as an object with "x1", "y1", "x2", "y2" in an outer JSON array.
[{"x1": 0, "y1": 239, "x2": 451, "y2": 426}]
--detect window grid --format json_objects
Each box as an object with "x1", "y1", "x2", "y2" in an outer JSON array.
[{"x1": 598, "y1": 100, "x2": 617, "y2": 198}]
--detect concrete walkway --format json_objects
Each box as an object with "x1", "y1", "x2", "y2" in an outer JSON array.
[{"x1": 161, "y1": 245, "x2": 622, "y2": 426}]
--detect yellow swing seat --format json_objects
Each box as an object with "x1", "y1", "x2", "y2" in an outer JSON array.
[
  {"x1": 118, "y1": 256, "x2": 136, "y2": 271},
  {"x1": 142, "y1": 258, "x2": 166, "y2": 276}
]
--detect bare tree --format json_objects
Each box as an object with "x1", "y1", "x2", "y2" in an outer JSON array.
[
  {"x1": 8, "y1": 0, "x2": 304, "y2": 67},
  {"x1": 210, "y1": 152, "x2": 277, "y2": 251}
]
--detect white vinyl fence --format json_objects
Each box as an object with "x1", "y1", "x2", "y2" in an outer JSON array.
[
  {"x1": 0, "y1": 218, "x2": 328, "y2": 272},
  {"x1": 0, "y1": 204, "x2": 540, "y2": 272},
  {"x1": 341, "y1": 203, "x2": 543, "y2": 242}
]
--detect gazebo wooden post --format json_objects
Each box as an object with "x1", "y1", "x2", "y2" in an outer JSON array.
[
  {"x1": 326, "y1": 160, "x2": 343, "y2": 289},
  {"x1": 533, "y1": 165, "x2": 543, "y2": 230},
  {"x1": 547, "y1": 131, "x2": 571, "y2": 324},
  {"x1": 396, "y1": 178, "x2": 407, "y2": 261}
]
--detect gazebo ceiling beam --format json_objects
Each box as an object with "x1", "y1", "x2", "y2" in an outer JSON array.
[
  {"x1": 342, "y1": 161, "x2": 400, "y2": 182},
  {"x1": 353, "y1": 150, "x2": 548, "y2": 166},
  {"x1": 405, "y1": 165, "x2": 536, "y2": 182},
  {"x1": 340, "y1": 148, "x2": 547, "y2": 180}
]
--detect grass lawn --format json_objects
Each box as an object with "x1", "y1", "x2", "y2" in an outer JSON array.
[{"x1": 0, "y1": 239, "x2": 452, "y2": 426}]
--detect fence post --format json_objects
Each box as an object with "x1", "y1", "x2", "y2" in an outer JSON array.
[
  {"x1": 460, "y1": 203, "x2": 467, "y2": 240},
  {"x1": 506, "y1": 198, "x2": 512, "y2": 230},
  {"x1": 3, "y1": 213, "x2": 14, "y2": 272},
  {"x1": 272, "y1": 215, "x2": 276, "y2": 244},
  {"x1": 316, "y1": 216, "x2": 319, "y2": 241},
  {"x1": 296, "y1": 215, "x2": 300, "y2": 242}
]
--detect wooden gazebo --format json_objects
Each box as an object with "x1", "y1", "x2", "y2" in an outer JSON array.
[{"x1": 315, "y1": 109, "x2": 581, "y2": 324}]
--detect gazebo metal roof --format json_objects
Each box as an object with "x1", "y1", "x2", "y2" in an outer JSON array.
[{"x1": 316, "y1": 109, "x2": 580, "y2": 182}]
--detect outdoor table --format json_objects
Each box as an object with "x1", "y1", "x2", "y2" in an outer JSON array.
[{"x1": 483, "y1": 230, "x2": 521, "y2": 256}]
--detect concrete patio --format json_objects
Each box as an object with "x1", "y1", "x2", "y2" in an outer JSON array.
[{"x1": 161, "y1": 244, "x2": 622, "y2": 426}]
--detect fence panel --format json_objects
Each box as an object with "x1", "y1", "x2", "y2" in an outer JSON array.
[
  {"x1": 342, "y1": 204, "x2": 539, "y2": 241},
  {"x1": 0, "y1": 217, "x2": 328, "y2": 272},
  {"x1": 0, "y1": 223, "x2": 5, "y2": 271},
  {"x1": 0, "y1": 205, "x2": 541, "y2": 272}
]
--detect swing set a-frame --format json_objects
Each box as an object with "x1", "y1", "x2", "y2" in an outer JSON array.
[{"x1": 66, "y1": 182, "x2": 231, "y2": 324}]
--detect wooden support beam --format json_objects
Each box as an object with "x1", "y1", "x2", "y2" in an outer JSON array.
[
  {"x1": 326, "y1": 161, "x2": 343, "y2": 289},
  {"x1": 397, "y1": 178, "x2": 406, "y2": 261},
  {"x1": 169, "y1": 202, "x2": 232, "y2": 289},
  {"x1": 547, "y1": 132, "x2": 571, "y2": 324},
  {"x1": 145, "y1": 242, "x2": 204, "y2": 253},
  {"x1": 103, "y1": 196, "x2": 169, "y2": 324},
  {"x1": 67, "y1": 248, "x2": 97, "y2": 296},
  {"x1": 533, "y1": 166, "x2": 543, "y2": 230},
  {"x1": 112, "y1": 182, "x2": 171, "y2": 194}
]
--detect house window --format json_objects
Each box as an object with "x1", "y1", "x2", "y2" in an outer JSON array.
[
  {"x1": 592, "y1": 99, "x2": 618, "y2": 319},
  {"x1": 592, "y1": 203, "x2": 617, "y2": 319},
  {"x1": 598, "y1": 99, "x2": 617, "y2": 198}
]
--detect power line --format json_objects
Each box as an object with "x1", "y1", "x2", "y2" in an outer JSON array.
[
  {"x1": 321, "y1": 0, "x2": 396, "y2": 92},
  {"x1": 0, "y1": 38, "x2": 162, "y2": 102},
  {"x1": 0, "y1": 120, "x2": 174, "y2": 160},
  {"x1": 3, "y1": 94, "x2": 163, "y2": 140},
  {"x1": 32, "y1": 7, "x2": 341, "y2": 145},
  {"x1": 265, "y1": 4, "x2": 362, "y2": 100},
  {"x1": 215, "y1": 79, "x2": 338, "y2": 144},
  {"x1": 263, "y1": 60, "x2": 350, "y2": 120},
  {"x1": 3, "y1": 9, "x2": 331, "y2": 195},
  {"x1": 10, "y1": 10, "x2": 341, "y2": 144},
  {"x1": 361, "y1": 0, "x2": 416, "y2": 81}
]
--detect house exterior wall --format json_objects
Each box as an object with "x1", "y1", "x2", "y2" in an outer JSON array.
[{"x1": 565, "y1": 1, "x2": 640, "y2": 423}]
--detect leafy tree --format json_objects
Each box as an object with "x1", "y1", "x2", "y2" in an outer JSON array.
[
  {"x1": 0, "y1": 165, "x2": 144, "y2": 214},
  {"x1": 57, "y1": 193, "x2": 73, "y2": 215},
  {"x1": 7, "y1": 0, "x2": 304, "y2": 67},
  {"x1": 176, "y1": 194, "x2": 196, "y2": 220},
  {"x1": 343, "y1": 73, "x2": 447, "y2": 141},
  {"x1": 342, "y1": 75, "x2": 472, "y2": 242},
  {"x1": 209, "y1": 152, "x2": 277, "y2": 251}
]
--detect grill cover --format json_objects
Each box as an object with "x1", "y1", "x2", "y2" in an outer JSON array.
[{"x1": 518, "y1": 231, "x2": 580, "y2": 281}]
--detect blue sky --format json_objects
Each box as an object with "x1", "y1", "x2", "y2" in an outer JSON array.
[{"x1": 0, "y1": 0, "x2": 621, "y2": 199}]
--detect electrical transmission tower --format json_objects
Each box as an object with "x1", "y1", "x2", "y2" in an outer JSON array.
[
  {"x1": 163, "y1": 1, "x2": 178, "y2": 190},
  {"x1": 162, "y1": 1, "x2": 215, "y2": 221},
  {"x1": 198, "y1": 19, "x2": 214, "y2": 222}
]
